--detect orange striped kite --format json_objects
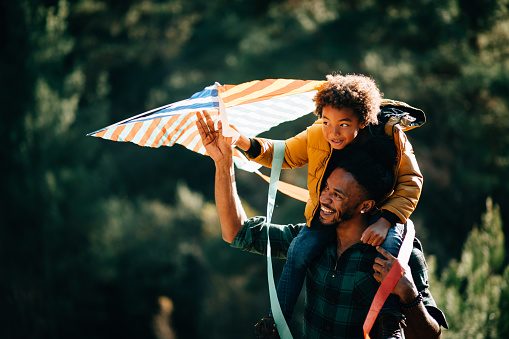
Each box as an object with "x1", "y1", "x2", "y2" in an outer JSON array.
[{"x1": 88, "y1": 79, "x2": 323, "y2": 200}]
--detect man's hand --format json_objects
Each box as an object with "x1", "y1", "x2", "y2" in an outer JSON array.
[
  {"x1": 361, "y1": 217, "x2": 391, "y2": 246},
  {"x1": 373, "y1": 247, "x2": 444, "y2": 338},
  {"x1": 196, "y1": 110, "x2": 234, "y2": 164},
  {"x1": 372, "y1": 246, "x2": 419, "y2": 303}
]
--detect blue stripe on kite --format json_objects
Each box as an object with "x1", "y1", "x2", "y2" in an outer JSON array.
[
  {"x1": 124, "y1": 101, "x2": 220, "y2": 123},
  {"x1": 157, "y1": 101, "x2": 219, "y2": 113},
  {"x1": 191, "y1": 88, "x2": 218, "y2": 99}
]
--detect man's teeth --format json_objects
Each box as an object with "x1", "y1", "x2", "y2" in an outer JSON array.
[{"x1": 321, "y1": 206, "x2": 333, "y2": 213}]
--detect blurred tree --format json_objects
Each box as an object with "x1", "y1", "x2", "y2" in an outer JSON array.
[
  {"x1": 428, "y1": 198, "x2": 506, "y2": 338},
  {"x1": 0, "y1": 1, "x2": 100, "y2": 337}
]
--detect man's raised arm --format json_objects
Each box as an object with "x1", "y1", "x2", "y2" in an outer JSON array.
[{"x1": 196, "y1": 111, "x2": 247, "y2": 243}]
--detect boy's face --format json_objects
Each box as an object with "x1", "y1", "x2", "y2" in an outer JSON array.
[{"x1": 321, "y1": 106, "x2": 365, "y2": 150}]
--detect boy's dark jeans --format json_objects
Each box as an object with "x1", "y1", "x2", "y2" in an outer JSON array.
[{"x1": 276, "y1": 220, "x2": 405, "y2": 320}]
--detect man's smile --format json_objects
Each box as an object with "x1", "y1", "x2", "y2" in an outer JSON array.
[{"x1": 320, "y1": 205, "x2": 335, "y2": 215}]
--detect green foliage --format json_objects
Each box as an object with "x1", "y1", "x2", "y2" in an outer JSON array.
[
  {"x1": 428, "y1": 198, "x2": 507, "y2": 338},
  {"x1": 1, "y1": 0, "x2": 509, "y2": 337}
]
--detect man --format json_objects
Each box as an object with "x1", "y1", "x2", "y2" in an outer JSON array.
[{"x1": 196, "y1": 112, "x2": 447, "y2": 338}]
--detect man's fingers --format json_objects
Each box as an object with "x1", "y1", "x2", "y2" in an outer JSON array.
[
  {"x1": 203, "y1": 110, "x2": 216, "y2": 131},
  {"x1": 376, "y1": 246, "x2": 396, "y2": 260},
  {"x1": 196, "y1": 112, "x2": 210, "y2": 133},
  {"x1": 372, "y1": 262, "x2": 383, "y2": 273}
]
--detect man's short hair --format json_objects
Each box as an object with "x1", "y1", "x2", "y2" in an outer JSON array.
[
  {"x1": 327, "y1": 135, "x2": 396, "y2": 203},
  {"x1": 313, "y1": 73, "x2": 382, "y2": 126}
]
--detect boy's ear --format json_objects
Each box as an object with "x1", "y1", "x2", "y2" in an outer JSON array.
[{"x1": 359, "y1": 121, "x2": 369, "y2": 129}]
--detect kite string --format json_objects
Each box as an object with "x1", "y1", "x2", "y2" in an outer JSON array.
[{"x1": 266, "y1": 141, "x2": 293, "y2": 339}]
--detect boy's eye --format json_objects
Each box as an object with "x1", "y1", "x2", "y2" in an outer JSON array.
[{"x1": 340, "y1": 123, "x2": 349, "y2": 127}]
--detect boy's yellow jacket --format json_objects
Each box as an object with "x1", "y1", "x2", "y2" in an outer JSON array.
[{"x1": 246, "y1": 100, "x2": 424, "y2": 226}]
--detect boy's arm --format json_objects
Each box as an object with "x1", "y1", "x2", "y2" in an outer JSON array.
[
  {"x1": 235, "y1": 134, "x2": 251, "y2": 152},
  {"x1": 381, "y1": 126, "x2": 423, "y2": 223},
  {"x1": 241, "y1": 129, "x2": 310, "y2": 169},
  {"x1": 361, "y1": 126, "x2": 422, "y2": 246}
]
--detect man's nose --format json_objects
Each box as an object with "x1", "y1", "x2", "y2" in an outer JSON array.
[{"x1": 320, "y1": 191, "x2": 330, "y2": 204}]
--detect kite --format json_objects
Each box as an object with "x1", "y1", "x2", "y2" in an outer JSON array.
[{"x1": 87, "y1": 78, "x2": 325, "y2": 200}]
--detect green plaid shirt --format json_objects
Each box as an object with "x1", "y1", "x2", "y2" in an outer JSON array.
[{"x1": 231, "y1": 216, "x2": 445, "y2": 339}]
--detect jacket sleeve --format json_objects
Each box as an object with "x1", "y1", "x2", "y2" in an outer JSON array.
[
  {"x1": 246, "y1": 129, "x2": 310, "y2": 169},
  {"x1": 381, "y1": 126, "x2": 423, "y2": 223}
]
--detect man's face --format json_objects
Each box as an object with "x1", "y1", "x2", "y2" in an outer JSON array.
[
  {"x1": 318, "y1": 168, "x2": 367, "y2": 226},
  {"x1": 321, "y1": 106, "x2": 365, "y2": 150}
]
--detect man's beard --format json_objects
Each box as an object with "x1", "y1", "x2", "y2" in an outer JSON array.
[{"x1": 319, "y1": 207, "x2": 355, "y2": 226}]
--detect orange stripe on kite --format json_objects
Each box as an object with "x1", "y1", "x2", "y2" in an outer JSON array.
[
  {"x1": 221, "y1": 79, "x2": 276, "y2": 104},
  {"x1": 94, "y1": 129, "x2": 107, "y2": 138},
  {"x1": 228, "y1": 80, "x2": 319, "y2": 107},
  {"x1": 110, "y1": 125, "x2": 126, "y2": 141},
  {"x1": 161, "y1": 114, "x2": 194, "y2": 146},
  {"x1": 151, "y1": 120, "x2": 174, "y2": 148},
  {"x1": 139, "y1": 118, "x2": 161, "y2": 146},
  {"x1": 180, "y1": 129, "x2": 200, "y2": 148},
  {"x1": 125, "y1": 121, "x2": 143, "y2": 142},
  {"x1": 224, "y1": 79, "x2": 292, "y2": 106}
]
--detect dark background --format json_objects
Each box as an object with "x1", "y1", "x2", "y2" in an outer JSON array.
[{"x1": 1, "y1": 0, "x2": 508, "y2": 338}]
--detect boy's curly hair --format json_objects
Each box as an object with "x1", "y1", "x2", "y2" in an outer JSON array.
[{"x1": 313, "y1": 73, "x2": 383, "y2": 126}]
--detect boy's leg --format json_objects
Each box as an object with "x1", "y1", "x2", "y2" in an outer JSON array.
[
  {"x1": 276, "y1": 224, "x2": 335, "y2": 320},
  {"x1": 380, "y1": 222, "x2": 406, "y2": 320},
  {"x1": 380, "y1": 222, "x2": 404, "y2": 257}
]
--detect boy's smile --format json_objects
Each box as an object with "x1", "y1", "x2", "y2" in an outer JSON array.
[{"x1": 321, "y1": 106, "x2": 365, "y2": 150}]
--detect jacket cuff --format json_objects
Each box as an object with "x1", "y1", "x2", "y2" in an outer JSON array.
[
  {"x1": 381, "y1": 210, "x2": 402, "y2": 225},
  {"x1": 244, "y1": 138, "x2": 262, "y2": 158}
]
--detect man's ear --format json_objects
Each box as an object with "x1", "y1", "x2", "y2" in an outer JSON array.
[{"x1": 359, "y1": 200, "x2": 376, "y2": 214}]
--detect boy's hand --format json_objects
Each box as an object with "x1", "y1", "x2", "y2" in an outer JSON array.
[{"x1": 360, "y1": 217, "x2": 391, "y2": 246}]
